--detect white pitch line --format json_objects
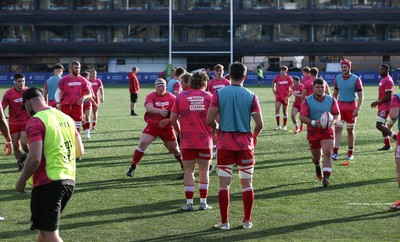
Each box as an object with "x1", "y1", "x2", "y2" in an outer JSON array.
[{"x1": 347, "y1": 203, "x2": 392, "y2": 206}]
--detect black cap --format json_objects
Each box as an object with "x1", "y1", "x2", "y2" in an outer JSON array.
[
  {"x1": 54, "y1": 63, "x2": 65, "y2": 71},
  {"x1": 21, "y1": 87, "x2": 44, "y2": 110}
]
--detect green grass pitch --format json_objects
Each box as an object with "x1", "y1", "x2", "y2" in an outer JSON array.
[{"x1": 0, "y1": 84, "x2": 400, "y2": 241}]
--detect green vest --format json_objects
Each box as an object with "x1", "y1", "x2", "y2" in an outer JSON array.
[{"x1": 30, "y1": 108, "x2": 76, "y2": 184}]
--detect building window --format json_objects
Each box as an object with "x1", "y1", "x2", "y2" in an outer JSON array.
[
  {"x1": 273, "y1": 24, "x2": 308, "y2": 42},
  {"x1": 315, "y1": 24, "x2": 349, "y2": 42},
  {"x1": 0, "y1": 25, "x2": 33, "y2": 43},
  {"x1": 74, "y1": 26, "x2": 108, "y2": 43},
  {"x1": 350, "y1": 24, "x2": 383, "y2": 41},
  {"x1": 177, "y1": 25, "x2": 229, "y2": 43},
  {"x1": 112, "y1": 25, "x2": 147, "y2": 42},
  {"x1": 38, "y1": 0, "x2": 70, "y2": 10},
  {"x1": 37, "y1": 26, "x2": 70, "y2": 43},
  {"x1": 76, "y1": 0, "x2": 109, "y2": 10},
  {"x1": 113, "y1": 0, "x2": 145, "y2": 10},
  {"x1": 1, "y1": 0, "x2": 33, "y2": 10},
  {"x1": 388, "y1": 25, "x2": 400, "y2": 41}
]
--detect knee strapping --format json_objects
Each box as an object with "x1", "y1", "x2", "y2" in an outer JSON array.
[
  {"x1": 217, "y1": 165, "x2": 234, "y2": 177},
  {"x1": 238, "y1": 165, "x2": 254, "y2": 179}
]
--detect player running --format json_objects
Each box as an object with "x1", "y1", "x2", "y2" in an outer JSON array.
[{"x1": 300, "y1": 78, "x2": 340, "y2": 188}]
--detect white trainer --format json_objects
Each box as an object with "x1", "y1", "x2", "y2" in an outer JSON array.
[
  {"x1": 274, "y1": 126, "x2": 281, "y2": 130},
  {"x1": 242, "y1": 220, "x2": 253, "y2": 229},
  {"x1": 84, "y1": 130, "x2": 91, "y2": 139},
  {"x1": 282, "y1": 126, "x2": 287, "y2": 131},
  {"x1": 214, "y1": 222, "x2": 230, "y2": 230}
]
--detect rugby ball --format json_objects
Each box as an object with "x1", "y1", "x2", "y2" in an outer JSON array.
[{"x1": 320, "y1": 111, "x2": 333, "y2": 130}]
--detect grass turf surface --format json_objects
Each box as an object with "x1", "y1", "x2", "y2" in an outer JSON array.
[{"x1": 0, "y1": 84, "x2": 400, "y2": 241}]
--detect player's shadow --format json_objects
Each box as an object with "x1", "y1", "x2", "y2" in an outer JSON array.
[{"x1": 255, "y1": 177, "x2": 396, "y2": 200}]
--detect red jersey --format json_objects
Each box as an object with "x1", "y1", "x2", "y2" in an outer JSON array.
[
  {"x1": 58, "y1": 74, "x2": 90, "y2": 105},
  {"x1": 273, "y1": 74, "x2": 293, "y2": 98},
  {"x1": 303, "y1": 77, "x2": 330, "y2": 97},
  {"x1": 144, "y1": 92, "x2": 176, "y2": 128},
  {"x1": 391, "y1": 94, "x2": 400, "y2": 111},
  {"x1": 171, "y1": 89, "x2": 213, "y2": 149},
  {"x1": 90, "y1": 78, "x2": 103, "y2": 99},
  {"x1": 301, "y1": 76, "x2": 310, "y2": 85},
  {"x1": 1, "y1": 87, "x2": 30, "y2": 126},
  {"x1": 128, "y1": 72, "x2": 140, "y2": 94},
  {"x1": 378, "y1": 75, "x2": 394, "y2": 111},
  {"x1": 207, "y1": 78, "x2": 230, "y2": 95},
  {"x1": 292, "y1": 83, "x2": 304, "y2": 107}
]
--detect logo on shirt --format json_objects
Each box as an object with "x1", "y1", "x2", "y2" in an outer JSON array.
[
  {"x1": 279, "y1": 81, "x2": 288, "y2": 85},
  {"x1": 14, "y1": 98, "x2": 23, "y2": 103},
  {"x1": 187, "y1": 96, "x2": 205, "y2": 111},
  {"x1": 213, "y1": 84, "x2": 226, "y2": 90},
  {"x1": 68, "y1": 82, "x2": 82, "y2": 86},
  {"x1": 155, "y1": 101, "x2": 170, "y2": 109}
]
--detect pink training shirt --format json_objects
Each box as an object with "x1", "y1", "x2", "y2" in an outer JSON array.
[
  {"x1": 390, "y1": 94, "x2": 400, "y2": 111},
  {"x1": 58, "y1": 74, "x2": 90, "y2": 105},
  {"x1": 301, "y1": 76, "x2": 311, "y2": 85},
  {"x1": 1, "y1": 87, "x2": 30, "y2": 126},
  {"x1": 144, "y1": 91, "x2": 176, "y2": 128},
  {"x1": 378, "y1": 75, "x2": 394, "y2": 111},
  {"x1": 292, "y1": 83, "x2": 304, "y2": 108},
  {"x1": 171, "y1": 89, "x2": 213, "y2": 149},
  {"x1": 304, "y1": 77, "x2": 330, "y2": 97},
  {"x1": 273, "y1": 74, "x2": 293, "y2": 99},
  {"x1": 90, "y1": 78, "x2": 103, "y2": 99},
  {"x1": 207, "y1": 78, "x2": 230, "y2": 95},
  {"x1": 210, "y1": 92, "x2": 261, "y2": 151}
]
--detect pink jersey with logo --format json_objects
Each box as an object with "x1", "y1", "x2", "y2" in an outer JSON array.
[
  {"x1": 58, "y1": 74, "x2": 90, "y2": 105},
  {"x1": 144, "y1": 92, "x2": 176, "y2": 128},
  {"x1": 211, "y1": 93, "x2": 261, "y2": 151},
  {"x1": 292, "y1": 83, "x2": 304, "y2": 107},
  {"x1": 273, "y1": 74, "x2": 293, "y2": 99},
  {"x1": 334, "y1": 75, "x2": 363, "y2": 110},
  {"x1": 90, "y1": 78, "x2": 103, "y2": 99},
  {"x1": 207, "y1": 78, "x2": 230, "y2": 95},
  {"x1": 171, "y1": 89, "x2": 213, "y2": 149},
  {"x1": 378, "y1": 75, "x2": 394, "y2": 111},
  {"x1": 1, "y1": 87, "x2": 30, "y2": 126}
]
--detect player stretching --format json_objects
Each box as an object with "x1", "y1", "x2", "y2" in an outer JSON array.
[
  {"x1": 300, "y1": 78, "x2": 340, "y2": 188},
  {"x1": 126, "y1": 79, "x2": 183, "y2": 179}
]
